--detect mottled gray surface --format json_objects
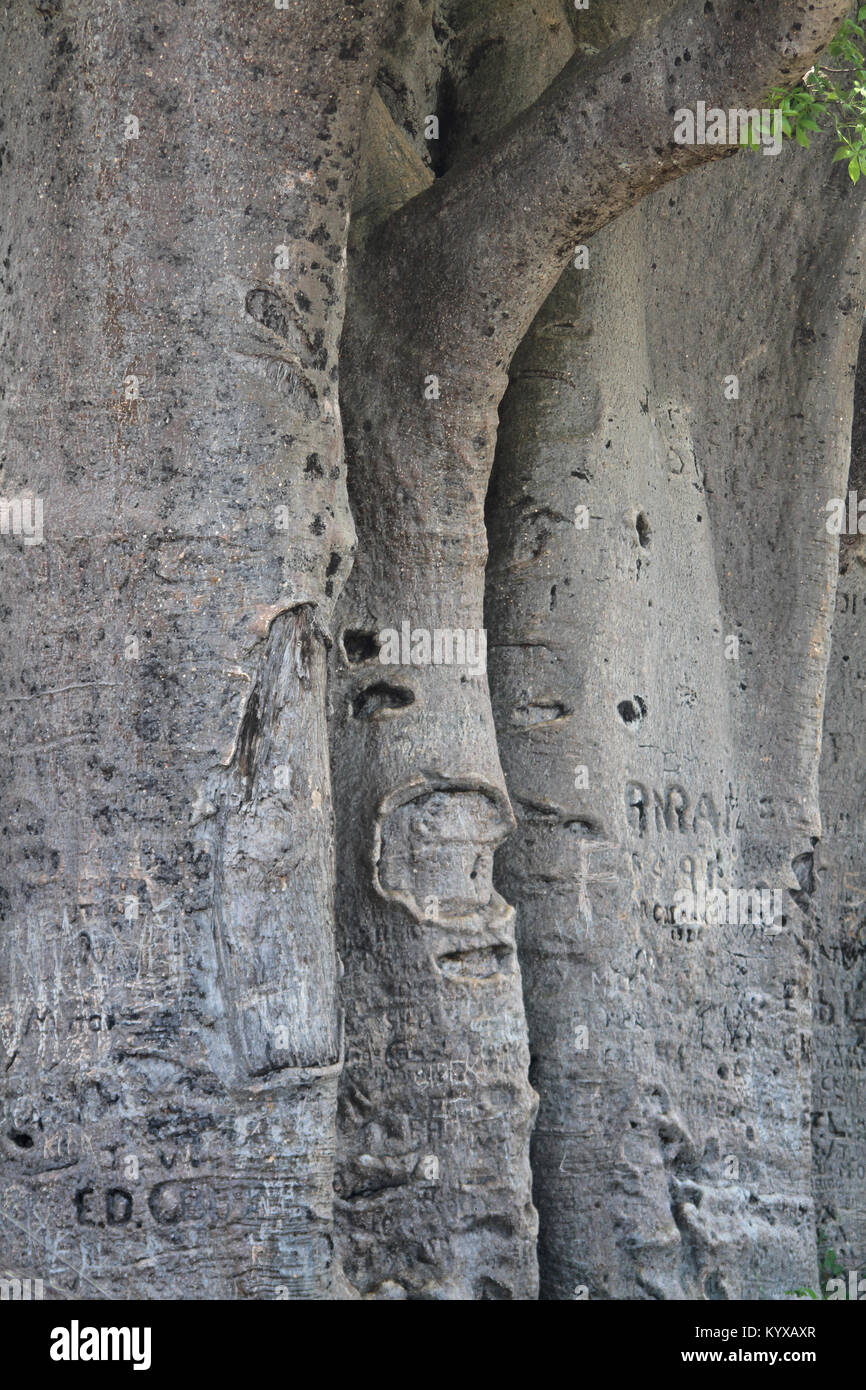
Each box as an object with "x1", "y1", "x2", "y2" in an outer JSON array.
[
  {"x1": 0, "y1": 0, "x2": 386, "y2": 1299},
  {"x1": 1, "y1": 0, "x2": 864, "y2": 1301},
  {"x1": 811, "y1": 349, "x2": 866, "y2": 1281},
  {"x1": 487, "y1": 141, "x2": 866, "y2": 1298}
]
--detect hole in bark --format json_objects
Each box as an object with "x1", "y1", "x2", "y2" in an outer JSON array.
[
  {"x1": 791, "y1": 851, "x2": 816, "y2": 896},
  {"x1": 343, "y1": 629, "x2": 381, "y2": 664},
  {"x1": 563, "y1": 815, "x2": 604, "y2": 839},
  {"x1": 511, "y1": 699, "x2": 573, "y2": 728},
  {"x1": 790, "y1": 850, "x2": 816, "y2": 911},
  {"x1": 437, "y1": 943, "x2": 511, "y2": 980},
  {"x1": 636, "y1": 512, "x2": 652, "y2": 548},
  {"x1": 617, "y1": 696, "x2": 647, "y2": 726},
  {"x1": 352, "y1": 682, "x2": 415, "y2": 719},
  {"x1": 8, "y1": 1130, "x2": 34, "y2": 1149}
]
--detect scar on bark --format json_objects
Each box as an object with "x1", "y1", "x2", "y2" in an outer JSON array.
[
  {"x1": 373, "y1": 784, "x2": 514, "y2": 922},
  {"x1": 510, "y1": 697, "x2": 573, "y2": 727},
  {"x1": 514, "y1": 796, "x2": 606, "y2": 840},
  {"x1": 230, "y1": 284, "x2": 325, "y2": 420},
  {"x1": 352, "y1": 681, "x2": 415, "y2": 718},
  {"x1": 437, "y1": 941, "x2": 513, "y2": 981}
]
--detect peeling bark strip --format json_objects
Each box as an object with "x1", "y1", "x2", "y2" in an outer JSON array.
[
  {"x1": 234, "y1": 607, "x2": 317, "y2": 798},
  {"x1": 210, "y1": 606, "x2": 339, "y2": 1082}
]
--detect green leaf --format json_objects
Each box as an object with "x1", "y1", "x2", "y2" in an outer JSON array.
[{"x1": 766, "y1": 19, "x2": 866, "y2": 174}]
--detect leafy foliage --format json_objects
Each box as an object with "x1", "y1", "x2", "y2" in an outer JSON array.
[
  {"x1": 758, "y1": 8, "x2": 866, "y2": 180},
  {"x1": 785, "y1": 1238, "x2": 847, "y2": 1300}
]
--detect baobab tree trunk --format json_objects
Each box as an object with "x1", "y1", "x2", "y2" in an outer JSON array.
[
  {"x1": 327, "y1": 0, "x2": 572, "y2": 1303},
  {"x1": 329, "y1": 0, "x2": 852, "y2": 1297},
  {"x1": 0, "y1": 0, "x2": 385, "y2": 1299},
  {"x1": 487, "y1": 136, "x2": 866, "y2": 1298},
  {"x1": 0, "y1": 0, "x2": 857, "y2": 1303},
  {"x1": 811, "y1": 344, "x2": 866, "y2": 1279},
  {"x1": 329, "y1": 115, "x2": 539, "y2": 1298}
]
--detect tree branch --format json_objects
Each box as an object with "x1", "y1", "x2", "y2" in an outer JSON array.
[{"x1": 365, "y1": 0, "x2": 852, "y2": 375}]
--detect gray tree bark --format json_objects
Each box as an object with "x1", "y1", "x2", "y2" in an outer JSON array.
[
  {"x1": 330, "y1": 0, "x2": 860, "y2": 1298},
  {"x1": 810, "y1": 340, "x2": 866, "y2": 1281},
  {"x1": 1, "y1": 0, "x2": 863, "y2": 1302},
  {"x1": 0, "y1": 0, "x2": 386, "y2": 1299},
  {"x1": 487, "y1": 140, "x2": 866, "y2": 1298}
]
